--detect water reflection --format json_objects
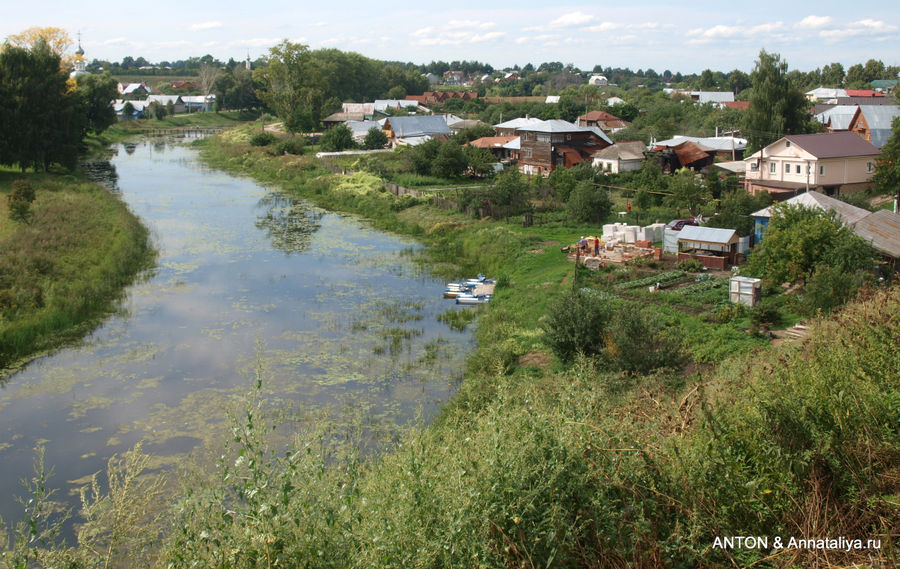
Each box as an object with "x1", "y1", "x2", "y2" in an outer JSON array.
[
  {"x1": 255, "y1": 193, "x2": 323, "y2": 254},
  {"x1": 80, "y1": 159, "x2": 120, "y2": 192},
  {"x1": 0, "y1": 138, "x2": 473, "y2": 532}
]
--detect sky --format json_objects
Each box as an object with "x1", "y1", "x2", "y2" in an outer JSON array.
[{"x1": 2, "y1": 1, "x2": 899, "y2": 74}]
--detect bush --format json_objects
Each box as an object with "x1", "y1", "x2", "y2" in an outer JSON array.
[
  {"x1": 541, "y1": 289, "x2": 612, "y2": 363},
  {"x1": 675, "y1": 258, "x2": 704, "y2": 272},
  {"x1": 274, "y1": 137, "x2": 305, "y2": 155},
  {"x1": 566, "y1": 181, "x2": 611, "y2": 223},
  {"x1": 319, "y1": 124, "x2": 355, "y2": 152},
  {"x1": 7, "y1": 180, "x2": 36, "y2": 224},
  {"x1": 802, "y1": 264, "x2": 865, "y2": 314},
  {"x1": 363, "y1": 127, "x2": 388, "y2": 150},
  {"x1": 249, "y1": 132, "x2": 276, "y2": 147},
  {"x1": 608, "y1": 307, "x2": 682, "y2": 374}
]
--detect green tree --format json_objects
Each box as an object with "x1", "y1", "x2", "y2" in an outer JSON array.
[
  {"x1": 541, "y1": 289, "x2": 611, "y2": 363},
  {"x1": 873, "y1": 117, "x2": 900, "y2": 208},
  {"x1": 363, "y1": 127, "x2": 388, "y2": 150},
  {"x1": 706, "y1": 189, "x2": 771, "y2": 236},
  {"x1": 820, "y1": 62, "x2": 845, "y2": 87},
  {"x1": 255, "y1": 41, "x2": 325, "y2": 133},
  {"x1": 567, "y1": 181, "x2": 611, "y2": 223},
  {"x1": 744, "y1": 50, "x2": 810, "y2": 152},
  {"x1": 748, "y1": 204, "x2": 874, "y2": 285},
  {"x1": 319, "y1": 123, "x2": 354, "y2": 152},
  {"x1": 665, "y1": 169, "x2": 710, "y2": 216},
  {"x1": 74, "y1": 73, "x2": 118, "y2": 135},
  {"x1": 431, "y1": 141, "x2": 467, "y2": 178},
  {"x1": 489, "y1": 168, "x2": 530, "y2": 214},
  {"x1": 463, "y1": 146, "x2": 496, "y2": 178},
  {"x1": 0, "y1": 38, "x2": 81, "y2": 171},
  {"x1": 122, "y1": 101, "x2": 135, "y2": 120}
]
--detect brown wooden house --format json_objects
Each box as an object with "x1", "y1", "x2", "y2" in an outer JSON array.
[{"x1": 516, "y1": 120, "x2": 612, "y2": 175}]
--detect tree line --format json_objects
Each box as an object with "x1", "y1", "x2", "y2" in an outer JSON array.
[{"x1": 0, "y1": 36, "x2": 118, "y2": 172}]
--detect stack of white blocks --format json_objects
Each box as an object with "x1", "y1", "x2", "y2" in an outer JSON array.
[{"x1": 602, "y1": 222, "x2": 665, "y2": 245}]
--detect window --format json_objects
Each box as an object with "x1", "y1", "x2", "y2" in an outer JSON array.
[
  {"x1": 786, "y1": 141, "x2": 791, "y2": 147},
  {"x1": 819, "y1": 165, "x2": 825, "y2": 176},
  {"x1": 867, "y1": 162, "x2": 874, "y2": 173},
  {"x1": 769, "y1": 162, "x2": 777, "y2": 173},
  {"x1": 785, "y1": 163, "x2": 791, "y2": 174},
  {"x1": 796, "y1": 165, "x2": 801, "y2": 174}
]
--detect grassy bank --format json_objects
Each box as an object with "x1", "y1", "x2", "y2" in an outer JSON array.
[
  {"x1": 4, "y1": 126, "x2": 896, "y2": 568},
  {"x1": 0, "y1": 171, "x2": 153, "y2": 375}
]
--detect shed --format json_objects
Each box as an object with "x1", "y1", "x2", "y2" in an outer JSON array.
[{"x1": 676, "y1": 225, "x2": 739, "y2": 269}]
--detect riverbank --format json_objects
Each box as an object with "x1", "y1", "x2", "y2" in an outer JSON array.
[
  {"x1": 183, "y1": 129, "x2": 898, "y2": 567},
  {"x1": 3, "y1": 126, "x2": 895, "y2": 568},
  {"x1": 0, "y1": 170, "x2": 153, "y2": 376}
]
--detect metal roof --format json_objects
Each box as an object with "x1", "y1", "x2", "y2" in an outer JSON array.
[
  {"x1": 852, "y1": 209, "x2": 900, "y2": 259},
  {"x1": 493, "y1": 117, "x2": 545, "y2": 129},
  {"x1": 692, "y1": 91, "x2": 735, "y2": 104},
  {"x1": 677, "y1": 225, "x2": 739, "y2": 246},
  {"x1": 384, "y1": 115, "x2": 451, "y2": 138},
  {"x1": 858, "y1": 106, "x2": 900, "y2": 148},
  {"x1": 814, "y1": 105, "x2": 858, "y2": 130},
  {"x1": 751, "y1": 190, "x2": 872, "y2": 225},
  {"x1": 806, "y1": 87, "x2": 848, "y2": 99},
  {"x1": 653, "y1": 135, "x2": 748, "y2": 152},
  {"x1": 593, "y1": 141, "x2": 646, "y2": 161}
]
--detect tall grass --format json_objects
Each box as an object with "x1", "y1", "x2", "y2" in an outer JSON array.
[
  {"x1": 0, "y1": 173, "x2": 153, "y2": 374},
  {"x1": 5, "y1": 131, "x2": 897, "y2": 568}
]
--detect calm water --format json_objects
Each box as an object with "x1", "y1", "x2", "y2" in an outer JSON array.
[{"x1": 0, "y1": 138, "x2": 473, "y2": 525}]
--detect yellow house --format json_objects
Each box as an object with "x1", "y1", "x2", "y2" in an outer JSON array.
[{"x1": 744, "y1": 132, "x2": 880, "y2": 198}]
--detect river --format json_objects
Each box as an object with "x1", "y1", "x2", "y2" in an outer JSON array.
[{"x1": 0, "y1": 137, "x2": 474, "y2": 527}]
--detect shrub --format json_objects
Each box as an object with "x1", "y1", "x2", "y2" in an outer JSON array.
[
  {"x1": 7, "y1": 180, "x2": 36, "y2": 224},
  {"x1": 249, "y1": 132, "x2": 276, "y2": 147},
  {"x1": 274, "y1": 137, "x2": 305, "y2": 155},
  {"x1": 541, "y1": 289, "x2": 612, "y2": 363},
  {"x1": 675, "y1": 258, "x2": 704, "y2": 272},
  {"x1": 608, "y1": 307, "x2": 682, "y2": 374},
  {"x1": 749, "y1": 303, "x2": 780, "y2": 327},
  {"x1": 319, "y1": 124, "x2": 355, "y2": 152}
]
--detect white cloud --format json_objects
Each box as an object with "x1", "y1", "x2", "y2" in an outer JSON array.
[
  {"x1": 819, "y1": 19, "x2": 898, "y2": 42},
  {"x1": 190, "y1": 21, "x2": 223, "y2": 32},
  {"x1": 410, "y1": 24, "x2": 504, "y2": 46},
  {"x1": 446, "y1": 20, "x2": 496, "y2": 30},
  {"x1": 229, "y1": 37, "x2": 283, "y2": 48},
  {"x1": 795, "y1": 15, "x2": 832, "y2": 30},
  {"x1": 586, "y1": 22, "x2": 623, "y2": 33},
  {"x1": 549, "y1": 11, "x2": 596, "y2": 28},
  {"x1": 685, "y1": 21, "x2": 785, "y2": 44},
  {"x1": 101, "y1": 37, "x2": 127, "y2": 46}
]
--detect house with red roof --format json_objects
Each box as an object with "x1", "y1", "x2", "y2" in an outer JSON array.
[
  {"x1": 575, "y1": 110, "x2": 631, "y2": 132},
  {"x1": 743, "y1": 132, "x2": 880, "y2": 198}
]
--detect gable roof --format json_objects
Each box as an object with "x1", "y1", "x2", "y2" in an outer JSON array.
[
  {"x1": 468, "y1": 136, "x2": 519, "y2": 149},
  {"x1": 678, "y1": 225, "x2": 739, "y2": 246},
  {"x1": 856, "y1": 105, "x2": 900, "y2": 148},
  {"x1": 751, "y1": 190, "x2": 872, "y2": 225},
  {"x1": 852, "y1": 209, "x2": 900, "y2": 259},
  {"x1": 514, "y1": 119, "x2": 613, "y2": 145},
  {"x1": 384, "y1": 115, "x2": 451, "y2": 138},
  {"x1": 844, "y1": 89, "x2": 884, "y2": 98},
  {"x1": 815, "y1": 105, "x2": 859, "y2": 130},
  {"x1": 691, "y1": 91, "x2": 735, "y2": 104},
  {"x1": 593, "y1": 141, "x2": 646, "y2": 161},
  {"x1": 782, "y1": 132, "x2": 880, "y2": 159},
  {"x1": 493, "y1": 117, "x2": 545, "y2": 130},
  {"x1": 806, "y1": 87, "x2": 848, "y2": 99},
  {"x1": 653, "y1": 135, "x2": 747, "y2": 152}
]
